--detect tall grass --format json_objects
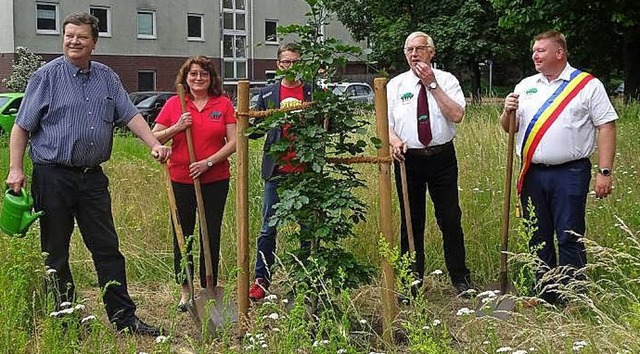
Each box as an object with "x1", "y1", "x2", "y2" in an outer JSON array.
[{"x1": 0, "y1": 102, "x2": 639, "y2": 353}]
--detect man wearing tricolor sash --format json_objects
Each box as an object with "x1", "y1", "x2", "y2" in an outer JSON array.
[{"x1": 500, "y1": 30, "x2": 617, "y2": 305}]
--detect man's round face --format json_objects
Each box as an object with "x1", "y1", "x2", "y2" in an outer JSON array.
[
  {"x1": 63, "y1": 23, "x2": 96, "y2": 64},
  {"x1": 532, "y1": 38, "x2": 563, "y2": 75},
  {"x1": 277, "y1": 50, "x2": 300, "y2": 71},
  {"x1": 404, "y1": 36, "x2": 434, "y2": 70}
]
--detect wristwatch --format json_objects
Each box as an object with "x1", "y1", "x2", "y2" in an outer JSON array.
[
  {"x1": 206, "y1": 160, "x2": 213, "y2": 168},
  {"x1": 598, "y1": 167, "x2": 612, "y2": 177},
  {"x1": 428, "y1": 81, "x2": 438, "y2": 91}
]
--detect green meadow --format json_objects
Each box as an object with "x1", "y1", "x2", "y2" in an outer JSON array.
[{"x1": 0, "y1": 100, "x2": 639, "y2": 353}]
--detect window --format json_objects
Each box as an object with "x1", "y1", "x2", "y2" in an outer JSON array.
[
  {"x1": 138, "y1": 71, "x2": 156, "y2": 91},
  {"x1": 265, "y1": 20, "x2": 278, "y2": 44},
  {"x1": 36, "y1": 3, "x2": 59, "y2": 34},
  {"x1": 137, "y1": 10, "x2": 156, "y2": 39},
  {"x1": 187, "y1": 14, "x2": 203, "y2": 41},
  {"x1": 90, "y1": 6, "x2": 111, "y2": 37},
  {"x1": 222, "y1": 0, "x2": 247, "y2": 79}
]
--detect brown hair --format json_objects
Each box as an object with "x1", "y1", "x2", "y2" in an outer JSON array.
[
  {"x1": 175, "y1": 56, "x2": 223, "y2": 97},
  {"x1": 277, "y1": 43, "x2": 301, "y2": 59},
  {"x1": 63, "y1": 12, "x2": 99, "y2": 41},
  {"x1": 534, "y1": 30, "x2": 568, "y2": 55}
]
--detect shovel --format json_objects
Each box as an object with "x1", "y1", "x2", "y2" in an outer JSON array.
[
  {"x1": 477, "y1": 111, "x2": 517, "y2": 319},
  {"x1": 399, "y1": 160, "x2": 422, "y2": 300},
  {"x1": 399, "y1": 161, "x2": 415, "y2": 255},
  {"x1": 162, "y1": 163, "x2": 200, "y2": 326},
  {"x1": 177, "y1": 84, "x2": 237, "y2": 332}
]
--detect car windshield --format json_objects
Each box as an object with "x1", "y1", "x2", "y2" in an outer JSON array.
[
  {"x1": 136, "y1": 95, "x2": 158, "y2": 109},
  {"x1": 0, "y1": 97, "x2": 10, "y2": 107}
]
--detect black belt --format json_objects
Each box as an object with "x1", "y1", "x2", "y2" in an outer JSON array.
[
  {"x1": 35, "y1": 164, "x2": 101, "y2": 174},
  {"x1": 406, "y1": 140, "x2": 453, "y2": 157},
  {"x1": 530, "y1": 158, "x2": 589, "y2": 169}
]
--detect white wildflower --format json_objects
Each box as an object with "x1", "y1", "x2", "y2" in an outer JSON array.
[
  {"x1": 572, "y1": 340, "x2": 588, "y2": 351},
  {"x1": 60, "y1": 302, "x2": 72, "y2": 308},
  {"x1": 155, "y1": 335, "x2": 169, "y2": 343},
  {"x1": 431, "y1": 269, "x2": 443, "y2": 275},
  {"x1": 422, "y1": 325, "x2": 430, "y2": 331},
  {"x1": 272, "y1": 327, "x2": 280, "y2": 332},
  {"x1": 482, "y1": 340, "x2": 490, "y2": 345},
  {"x1": 477, "y1": 290, "x2": 499, "y2": 298},
  {"x1": 81, "y1": 315, "x2": 96, "y2": 324},
  {"x1": 337, "y1": 350, "x2": 347, "y2": 354},
  {"x1": 282, "y1": 299, "x2": 289, "y2": 304},
  {"x1": 313, "y1": 339, "x2": 330, "y2": 347},
  {"x1": 264, "y1": 294, "x2": 278, "y2": 301},
  {"x1": 359, "y1": 319, "x2": 367, "y2": 324},
  {"x1": 46, "y1": 268, "x2": 57, "y2": 275},
  {"x1": 59, "y1": 308, "x2": 74, "y2": 315},
  {"x1": 74, "y1": 304, "x2": 85, "y2": 311},
  {"x1": 456, "y1": 307, "x2": 475, "y2": 316},
  {"x1": 261, "y1": 344, "x2": 268, "y2": 348},
  {"x1": 411, "y1": 279, "x2": 422, "y2": 287},
  {"x1": 263, "y1": 312, "x2": 279, "y2": 320},
  {"x1": 49, "y1": 311, "x2": 59, "y2": 317},
  {"x1": 513, "y1": 350, "x2": 528, "y2": 354},
  {"x1": 496, "y1": 347, "x2": 512, "y2": 353},
  {"x1": 432, "y1": 319, "x2": 441, "y2": 326}
]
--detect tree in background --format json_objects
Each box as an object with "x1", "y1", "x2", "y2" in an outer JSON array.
[
  {"x1": 492, "y1": 0, "x2": 640, "y2": 101},
  {"x1": 324, "y1": 0, "x2": 527, "y2": 101},
  {"x1": 2, "y1": 47, "x2": 46, "y2": 92},
  {"x1": 250, "y1": 0, "x2": 376, "y2": 309}
]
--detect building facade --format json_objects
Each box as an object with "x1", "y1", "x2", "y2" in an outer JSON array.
[{"x1": 0, "y1": 0, "x2": 369, "y2": 93}]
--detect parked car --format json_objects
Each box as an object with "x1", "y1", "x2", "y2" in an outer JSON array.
[
  {"x1": 0, "y1": 92, "x2": 24, "y2": 134},
  {"x1": 129, "y1": 91, "x2": 158, "y2": 105},
  {"x1": 326, "y1": 82, "x2": 374, "y2": 105},
  {"x1": 134, "y1": 91, "x2": 175, "y2": 126}
]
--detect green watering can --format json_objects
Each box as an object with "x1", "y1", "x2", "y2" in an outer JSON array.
[{"x1": 0, "y1": 188, "x2": 44, "y2": 237}]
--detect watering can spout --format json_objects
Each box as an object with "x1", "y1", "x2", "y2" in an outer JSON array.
[{"x1": 20, "y1": 211, "x2": 44, "y2": 234}]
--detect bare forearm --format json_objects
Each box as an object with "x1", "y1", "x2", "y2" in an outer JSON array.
[
  {"x1": 432, "y1": 89, "x2": 464, "y2": 123},
  {"x1": 128, "y1": 114, "x2": 162, "y2": 149},
  {"x1": 597, "y1": 121, "x2": 616, "y2": 169},
  {"x1": 9, "y1": 124, "x2": 29, "y2": 171}
]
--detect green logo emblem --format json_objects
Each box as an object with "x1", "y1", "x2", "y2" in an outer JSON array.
[
  {"x1": 400, "y1": 92, "x2": 414, "y2": 102},
  {"x1": 418, "y1": 114, "x2": 429, "y2": 122},
  {"x1": 525, "y1": 87, "x2": 538, "y2": 95}
]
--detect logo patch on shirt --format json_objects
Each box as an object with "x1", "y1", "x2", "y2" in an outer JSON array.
[
  {"x1": 400, "y1": 92, "x2": 414, "y2": 104},
  {"x1": 525, "y1": 87, "x2": 538, "y2": 95},
  {"x1": 210, "y1": 111, "x2": 222, "y2": 121}
]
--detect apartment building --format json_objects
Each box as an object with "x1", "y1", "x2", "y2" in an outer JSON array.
[{"x1": 0, "y1": 0, "x2": 369, "y2": 93}]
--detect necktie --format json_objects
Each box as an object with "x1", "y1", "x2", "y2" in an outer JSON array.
[{"x1": 417, "y1": 83, "x2": 432, "y2": 146}]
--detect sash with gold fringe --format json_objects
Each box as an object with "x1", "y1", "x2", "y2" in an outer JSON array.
[{"x1": 516, "y1": 69, "x2": 594, "y2": 194}]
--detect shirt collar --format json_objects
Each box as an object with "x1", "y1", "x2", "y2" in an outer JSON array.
[
  {"x1": 63, "y1": 56, "x2": 92, "y2": 77},
  {"x1": 536, "y1": 63, "x2": 574, "y2": 84}
]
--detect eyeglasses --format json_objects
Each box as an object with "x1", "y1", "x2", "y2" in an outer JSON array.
[
  {"x1": 278, "y1": 59, "x2": 299, "y2": 65},
  {"x1": 188, "y1": 71, "x2": 210, "y2": 78},
  {"x1": 404, "y1": 45, "x2": 430, "y2": 54}
]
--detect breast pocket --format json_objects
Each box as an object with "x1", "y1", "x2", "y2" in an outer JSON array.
[{"x1": 102, "y1": 97, "x2": 115, "y2": 125}]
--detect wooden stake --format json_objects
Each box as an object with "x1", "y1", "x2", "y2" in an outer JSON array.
[
  {"x1": 236, "y1": 81, "x2": 250, "y2": 334},
  {"x1": 374, "y1": 77, "x2": 397, "y2": 344}
]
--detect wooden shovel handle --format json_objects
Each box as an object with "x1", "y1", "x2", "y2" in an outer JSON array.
[
  {"x1": 399, "y1": 161, "x2": 415, "y2": 254},
  {"x1": 500, "y1": 111, "x2": 516, "y2": 294},
  {"x1": 163, "y1": 163, "x2": 196, "y2": 302},
  {"x1": 177, "y1": 83, "x2": 215, "y2": 292}
]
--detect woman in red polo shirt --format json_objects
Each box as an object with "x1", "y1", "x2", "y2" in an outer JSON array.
[{"x1": 152, "y1": 56, "x2": 236, "y2": 310}]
